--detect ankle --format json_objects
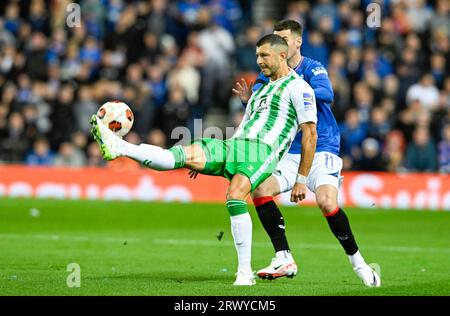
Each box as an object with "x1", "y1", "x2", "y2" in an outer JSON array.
[{"x1": 276, "y1": 250, "x2": 293, "y2": 262}]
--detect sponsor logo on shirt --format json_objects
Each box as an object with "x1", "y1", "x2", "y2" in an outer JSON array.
[
  {"x1": 311, "y1": 66, "x2": 328, "y2": 76},
  {"x1": 303, "y1": 93, "x2": 314, "y2": 111}
]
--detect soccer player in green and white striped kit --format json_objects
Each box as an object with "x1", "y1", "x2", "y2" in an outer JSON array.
[{"x1": 90, "y1": 34, "x2": 318, "y2": 286}]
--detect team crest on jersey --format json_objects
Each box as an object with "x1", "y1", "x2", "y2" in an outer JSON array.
[
  {"x1": 256, "y1": 97, "x2": 268, "y2": 112},
  {"x1": 303, "y1": 93, "x2": 314, "y2": 110}
]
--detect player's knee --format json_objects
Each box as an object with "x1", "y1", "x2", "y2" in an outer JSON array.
[
  {"x1": 226, "y1": 188, "x2": 246, "y2": 201},
  {"x1": 252, "y1": 185, "x2": 273, "y2": 199},
  {"x1": 316, "y1": 193, "x2": 337, "y2": 214}
]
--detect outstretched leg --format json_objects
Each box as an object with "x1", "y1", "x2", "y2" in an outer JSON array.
[{"x1": 90, "y1": 115, "x2": 207, "y2": 171}]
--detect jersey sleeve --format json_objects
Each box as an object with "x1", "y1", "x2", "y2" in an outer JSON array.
[
  {"x1": 306, "y1": 62, "x2": 334, "y2": 104},
  {"x1": 288, "y1": 80, "x2": 317, "y2": 125}
]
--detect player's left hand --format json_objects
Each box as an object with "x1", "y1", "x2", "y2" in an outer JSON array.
[
  {"x1": 290, "y1": 183, "x2": 307, "y2": 203},
  {"x1": 188, "y1": 170, "x2": 199, "y2": 179}
]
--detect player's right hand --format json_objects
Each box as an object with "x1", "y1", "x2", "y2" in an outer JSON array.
[
  {"x1": 290, "y1": 183, "x2": 307, "y2": 203},
  {"x1": 232, "y1": 78, "x2": 253, "y2": 104}
]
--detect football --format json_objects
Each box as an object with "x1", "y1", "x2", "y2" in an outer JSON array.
[{"x1": 96, "y1": 101, "x2": 134, "y2": 137}]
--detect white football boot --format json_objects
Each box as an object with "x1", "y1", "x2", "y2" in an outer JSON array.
[
  {"x1": 257, "y1": 254, "x2": 298, "y2": 280},
  {"x1": 354, "y1": 264, "x2": 381, "y2": 287},
  {"x1": 90, "y1": 114, "x2": 122, "y2": 161},
  {"x1": 233, "y1": 270, "x2": 256, "y2": 286}
]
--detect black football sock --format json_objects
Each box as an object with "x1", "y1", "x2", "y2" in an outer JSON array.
[
  {"x1": 254, "y1": 197, "x2": 290, "y2": 252},
  {"x1": 325, "y1": 207, "x2": 359, "y2": 255}
]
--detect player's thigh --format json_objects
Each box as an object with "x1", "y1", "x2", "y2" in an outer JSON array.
[
  {"x1": 307, "y1": 152, "x2": 343, "y2": 195},
  {"x1": 225, "y1": 139, "x2": 275, "y2": 192},
  {"x1": 188, "y1": 138, "x2": 226, "y2": 175},
  {"x1": 183, "y1": 144, "x2": 207, "y2": 171},
  {"x1": 272, "y1": 153, "x2": 300, "y2": 194},
  {"x1": 252, "y1": 175, "x2": 281, "y2": 198},
  {"x1": 227, "y1": 174, "x2": 252, "y2": 201}
]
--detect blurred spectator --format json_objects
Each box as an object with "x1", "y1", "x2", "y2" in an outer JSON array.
[
  {"x1": 147, "y1": 128, "x2": 167, "y2": 148},
  {"x1": 0, "y1": 18, "x2": 16, "y2": 47},
  {"x1": 123, "y1": 84, "x2": 154, "y2": 137},
  {"x1": 339, "y1": 108, "x2": 368, "y2": 160},
  {"x1": 368, "y1": 107, "x2": 391, "y2": 143},
  {"x1": 162, "y1": 86, "x2": 190, "y2": 146},
  {"x1": 405, "y1": 127, "x2": 437, "y2": 172},
  {"x1": 146, "y1": 64, "x2": 167, "y2": 108},
  {"x1": 24, "y1": 32, "x2": 48, "y2": 81},
  {"x1": 235, "y1": 25, "x2": 260, "y2": 73},
  {"x1": 197, "y1": 8, "x2": 235, "y2": 111},
  {"x1": 146, "y1": 0, "x2": 179, "y2": 41},
  {"x1": 429, "y1": 53, "x2": 446, "y2": 89},
  {"x1": 26, "y1": 137, "x2": 54, "y2": 165},
  {"x1": 284, "y1": 1, "x2": 309, "y2": 26},
  {"x1": 431, "y1": 0, "x2": 450, "y2": 37},
  {"x1": 71, "y1": 131, "x2": 88, "y2": 155},
  {"x1": 53, "y1": 142, "x2": 86, "y2": 167},
  {"x1": 29, "y1": 0, "x2": 50, "y2": 35},
  {"x1": 406, "y1": 0, "x2": 434, "y2": 33},
  {"x1": 438, "y1": 124, "x2": 450, "y2": 173},
  {"x1": 49, "y1": 83, "x2": 76, "y2": 148},
  {"x1": 177, "y1": 0, "x2": 203, "y2": 29},
  {"x1": 355, "y1": 138, "x2": 386, "y2": 171},
  {"x1": 142, "y1": 32, "x2": 161, "y2": 64},
  {"x1": 74, "y1": 85, "x2": 98, "y2": 134},
  {"x1": 406, "y1": 73, "x2": 440, "y2": 110},
  {"x1": 4, "y1": 2, "x2": 21, "y2": 35},
  {"x1": 167, "y1": 54, "x2": 201, "y2": 105},
  {"x1": 353, "y1": 82, "x2": 374, "y2": 123},
  {"x1": 0, "y1": 112, "x2": 29, "y2": 162},
  {"x1": 207, "y1": 0, "x2": 243, "y2": 34},
  {"x1": 361, "y1": 47, "x2": 393, "y2": 79},
  {"x1": 103, "y1": 6, "x2": 144, "y2": 64},
  {"x1": 86, "y1": 141, "x2": 106, "y2": 167},
  {"x1": 383, "y1": 130, "x2": 406, "y2": 172},
  {"x1": 302, "y1": 30, "x2": 328, "y2": 68}
]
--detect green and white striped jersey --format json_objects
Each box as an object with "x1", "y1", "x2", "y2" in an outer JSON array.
[{"x1": 232, "y1": 70, "x2": 317, "y2": 160}]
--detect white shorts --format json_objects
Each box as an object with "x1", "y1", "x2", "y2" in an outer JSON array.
[{"x1": 273, "y1": 152, "x2": 343, "y2": 194}]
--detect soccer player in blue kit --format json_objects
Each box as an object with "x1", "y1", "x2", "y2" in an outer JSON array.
[{"x1": 233, "y1": 20, "x2": 381, "y2": 287}]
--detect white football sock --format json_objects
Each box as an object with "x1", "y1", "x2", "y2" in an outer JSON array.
[
  {"x1": 230, "y1": 213, "x2": 253, "y2": 273},
  {"x1": 348, "y1": 250, "x2": 367, "y2": 269},
  {"x1": 118, "y1": 141, "x2": 176, "y2": 170}
]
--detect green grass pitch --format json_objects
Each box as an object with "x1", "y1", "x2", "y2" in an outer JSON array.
[{"x1": 0, "y1": 198, "x2": 449, "y2": 296}]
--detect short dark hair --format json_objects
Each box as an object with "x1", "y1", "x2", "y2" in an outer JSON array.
[
  {"x1": 256, "y1": 34, "x2": 288, "y2": 50},
  {"x1": 273, "y1": 20, "x2": 303, "y2": 36}
]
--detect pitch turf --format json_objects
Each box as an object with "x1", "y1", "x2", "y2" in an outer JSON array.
[{"x1": 0, "y1": 198, "x2": 449, "y2": 296}]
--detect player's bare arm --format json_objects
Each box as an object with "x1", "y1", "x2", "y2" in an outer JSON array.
[{"x1": 290, "y1": 122, "x2": 317, "y2": 203}]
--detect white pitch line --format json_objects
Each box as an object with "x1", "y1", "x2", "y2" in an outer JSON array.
[{"x1": 152, "y1": 239, "x2": 450, "y2": 254}]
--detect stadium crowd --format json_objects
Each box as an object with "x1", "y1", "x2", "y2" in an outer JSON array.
[{"x1": 0, "y1": 0, "x2": 448, "y2": 173}]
